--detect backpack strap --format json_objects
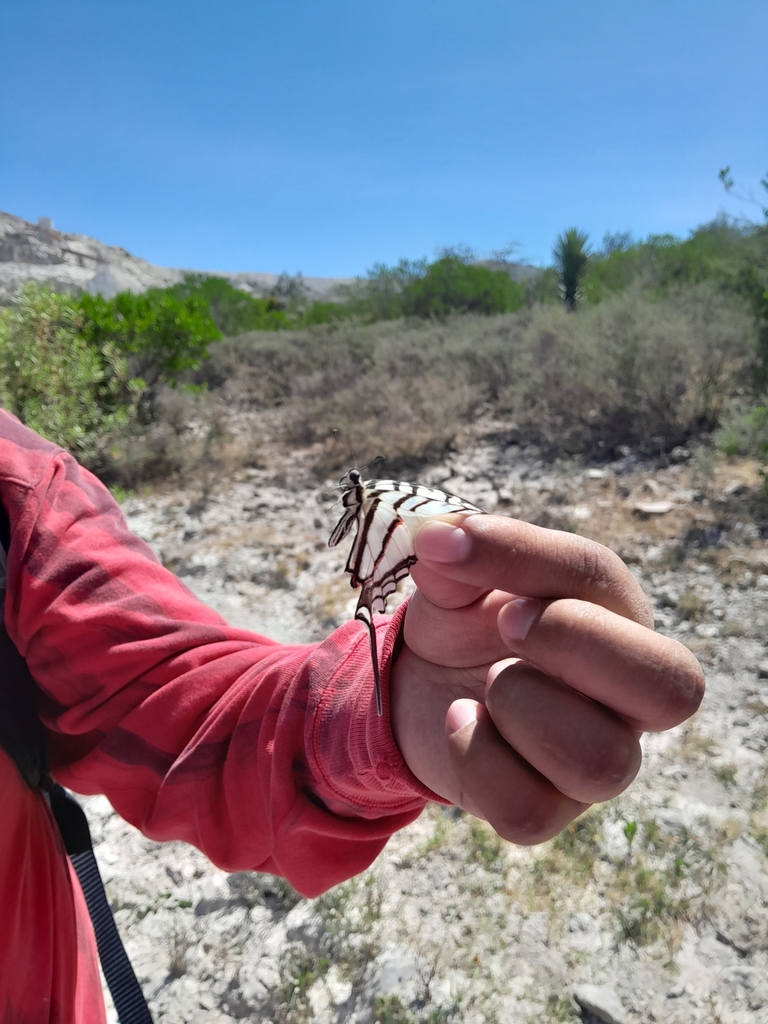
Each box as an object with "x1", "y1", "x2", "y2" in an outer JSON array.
[
  {"x1": 49, "y1": 785, "x2": 154, "y2": 1024},
  {"x1": 0, "y1": 503, "x2": 49, "y2": 789},
  {"x1": 0, "y1": 621, "x2": 49, "y2": 789},
  {"x1": 0, "y1": 500, "x2": 154, "y2": 1023}
]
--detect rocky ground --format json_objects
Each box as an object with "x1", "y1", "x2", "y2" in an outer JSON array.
[{"x1": 83, "y1": 427, "x2": 768, "y2": 1024}]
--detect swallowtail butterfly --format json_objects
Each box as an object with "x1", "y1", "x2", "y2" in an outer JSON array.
[{"x1": 329, "y1": 470, "x2": 484, "y2": 714}]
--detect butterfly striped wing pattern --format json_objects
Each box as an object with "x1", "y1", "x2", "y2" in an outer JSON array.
[{"x1": 329, "y1": 471, "x2": 484, "y2": 714}]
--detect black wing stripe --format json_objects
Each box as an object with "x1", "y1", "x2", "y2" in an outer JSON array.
[
  {"x1": 371, "y1": 514, "x2": 407, "y2": 574},
  {"x1": 351, "y1": 496, "x2": 380, "y2": 579},
  {"x1": 329, "y1": 507, "x2": 357, "y2": 548}
]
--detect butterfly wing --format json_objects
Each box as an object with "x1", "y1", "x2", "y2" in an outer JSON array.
[{"x1": 329, "y1": 477, "x2": 484, "y2": 715}]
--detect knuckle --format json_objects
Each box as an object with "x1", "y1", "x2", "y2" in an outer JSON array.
[
  {"x1": 575, "y1": 733, "x2": 641, "y2": 799},
  {"x1": 638, "y1": 640, "x2": 706, "y2": 730},
  {"x1": 575, "y1": 542, "x2": 608, "y2": 593},
  {"x1": 491, "y1": 796, "x2": 558, "y2": 846},
  {"x1": 657, "y1": 646, "x2": 706, "y2": 725},
  {"x1": 572, "y1": 539, "x2": 652, "y2": 625}
]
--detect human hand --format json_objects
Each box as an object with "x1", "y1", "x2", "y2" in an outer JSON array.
[{"x1": 389, "y1": 514, "x2": 704, "y2": 843}]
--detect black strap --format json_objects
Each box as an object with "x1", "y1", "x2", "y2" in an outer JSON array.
[
  {"x1": 48, "y1": 785, "x2": 154, "y2": 1024},
  {"x1": 0, "y1": 501, "x2": 154, "y2": 1023},
  {"x1": 0, "y1": 622, "x2": 49, "y2": 789}
]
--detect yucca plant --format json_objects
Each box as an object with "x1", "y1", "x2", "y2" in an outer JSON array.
[{"x1": 554, "y1": 227, "x2": 591, "y2": 309}]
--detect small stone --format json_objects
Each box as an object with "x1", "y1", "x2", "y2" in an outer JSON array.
[
  {"x1": 307, "y1": 979, "x2": 331, "y2": 1018},
  {"x1": 723, "y1": 480, "x2": 748, "y2": 497},
  {"x1": 670, "y1": 446, "x2": 691, "y2": 463},
  {"x1": 166, "y1": 865, "x2": 183, "y2": 886},
  {"x1": 633, "y1": 500, "x2": 675, "y2": 515},
  {"x1": 585, "y1": 468, "x2": 608, "y2": 479},
  {"x1": 695, "y1": 624, "x2": 719, "y2": 638},
  {"x1": 573, "y1": 983, "x2": 627, "y2": 1024},
  {"x1": 749, "y1": 980, "x2": 768, "y2": 1010},
  {"x1": 325, "y1": 965, "x2": 353, "y2": 1006},
  {"x1": 640, "y1": 479, "x2": 662, "y2": 497},
  {"x1": 372, "y1": 954, "x2": 419, "y2": 997}
]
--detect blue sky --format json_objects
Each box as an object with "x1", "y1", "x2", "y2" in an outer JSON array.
[{"x1": 2, "y1": 0, "x2": 766, "y2": 276}]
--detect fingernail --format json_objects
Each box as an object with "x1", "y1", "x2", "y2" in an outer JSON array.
[
  {"x1": 498, "y1": 598, "x2": 541, "y2": 641},
  {"x1": 446, "y1": 698, "x2": 480, "y2": 735},
  {"x1": 415, "y1": 520, "x2": 471, "y2": 563}
]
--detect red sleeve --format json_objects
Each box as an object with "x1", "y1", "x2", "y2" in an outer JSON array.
[{"x1": 0, "y1": 410, "x2": 432, "y2": 897}]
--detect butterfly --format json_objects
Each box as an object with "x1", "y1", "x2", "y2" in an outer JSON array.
[{"x1": 329, "y1": 469, "x2": 484, "y2": 714}]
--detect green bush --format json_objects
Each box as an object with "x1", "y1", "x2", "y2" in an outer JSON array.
[
  {"x1": 400, "y1": 255, "x2": 525, "y2": 317},
  {"x1": 298, "y1": 300, "x2": 354, "y2": 327},
  {"x1": 581, "y1": 219, "x2": 768, "y2": 306},
  {"x1": 0, "y1": 284, "x2": 138, "y2": 462},
  {"x1": 339, "y1": 258, "x2": 428, "y2": 321},
  {"x1": 78, "y1": 287, "x2": 221, "y2": 393},
  {"x1": 339, "y1": 255, "x2": 524, "y2": 321},
  {"x1": 166, "y1": 274, "x2": 291, "y2": 334}
]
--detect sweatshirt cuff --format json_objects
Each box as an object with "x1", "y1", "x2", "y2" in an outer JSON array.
[{"x1": 308, "y1": 600, "x2": 447, "y2": 817}]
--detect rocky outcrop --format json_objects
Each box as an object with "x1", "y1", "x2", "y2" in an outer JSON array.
[{"x1": 0, "y1": 210, "x2": 351, "y2": 303}]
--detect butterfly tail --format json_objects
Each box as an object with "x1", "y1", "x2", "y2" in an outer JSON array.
[
  {"x1": 355, "y1": 592, "x2": 383, "y2": 716},
  {"x1": 370, "y1": 624, "x2": 383, "y2": 717}
]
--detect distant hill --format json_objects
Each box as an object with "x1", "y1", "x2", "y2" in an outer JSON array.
[
  {"x1": 0, "y1": 211, "x2": 353, "y2": 303},
  {"x1": 475, "y1": 258, "x2": 541, "y2": 283}
]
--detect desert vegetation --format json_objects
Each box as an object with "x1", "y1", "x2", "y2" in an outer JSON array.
[{"x1": 0, "y1": 210, "x2": 767, "y2": 489}]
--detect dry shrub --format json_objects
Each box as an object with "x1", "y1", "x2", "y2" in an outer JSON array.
[
  {"x1": 200, "y1": 283, "x2": 754, "y2": 473},
  {"x1": 500, "y1": 284, "x2": 755, "y2": 454},
  {"x1": 104, "y1": 387, "x2": 259, "y2": 492},
  {"x1": 280, "y1": 327, "x2": 479, "y2": 473},
  {"x1": 196, "y1": 324, "x2": 376, "y2": 407}
]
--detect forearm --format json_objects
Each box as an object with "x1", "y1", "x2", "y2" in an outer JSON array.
[{"x1": 0, "y1": 411, "x2": 430, "y2": 895}]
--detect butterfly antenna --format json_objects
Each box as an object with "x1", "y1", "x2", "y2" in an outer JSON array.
[
  {"x1": 347, "y1": 436, "x2": 359, "y2": 470},
  {"x1": 364, "y1": 454, "x2": 387, "y2": 477},
  {"x1": 331, "y1": 427, "x2": 364, "y2": 487}
]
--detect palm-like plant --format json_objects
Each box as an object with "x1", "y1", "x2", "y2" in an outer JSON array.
[{"x1": 553, "y1": 228, "x2": 591, "y2": 310}]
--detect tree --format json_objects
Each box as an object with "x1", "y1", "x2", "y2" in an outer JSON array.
[
  {"x1": 401, "y1": 256, "x2": 525, "y2": 317},
  {"x1": 0, "y1": 284, "x2": 137, "y2": 462},
  {"x1": 167, "y1": 274, "x2": 291, "y2": 334},
  {"x1": 78, "y1": 288, "x2": 221, "y2": 393},
  {"x1": 553, "y1": 228, "x2": 591, "y2": 310},
  {"x1": 719, "y1": 165, "x2": 768, "y2": 220}
]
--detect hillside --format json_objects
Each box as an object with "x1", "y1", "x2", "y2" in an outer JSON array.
[{"x1": 0, "y1": 210, "x2": 352, "y2": 302}]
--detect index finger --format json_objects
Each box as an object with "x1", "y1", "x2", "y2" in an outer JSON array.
[{"x1": 414, "y1": 514, "x2": 653, "y2": 628}]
